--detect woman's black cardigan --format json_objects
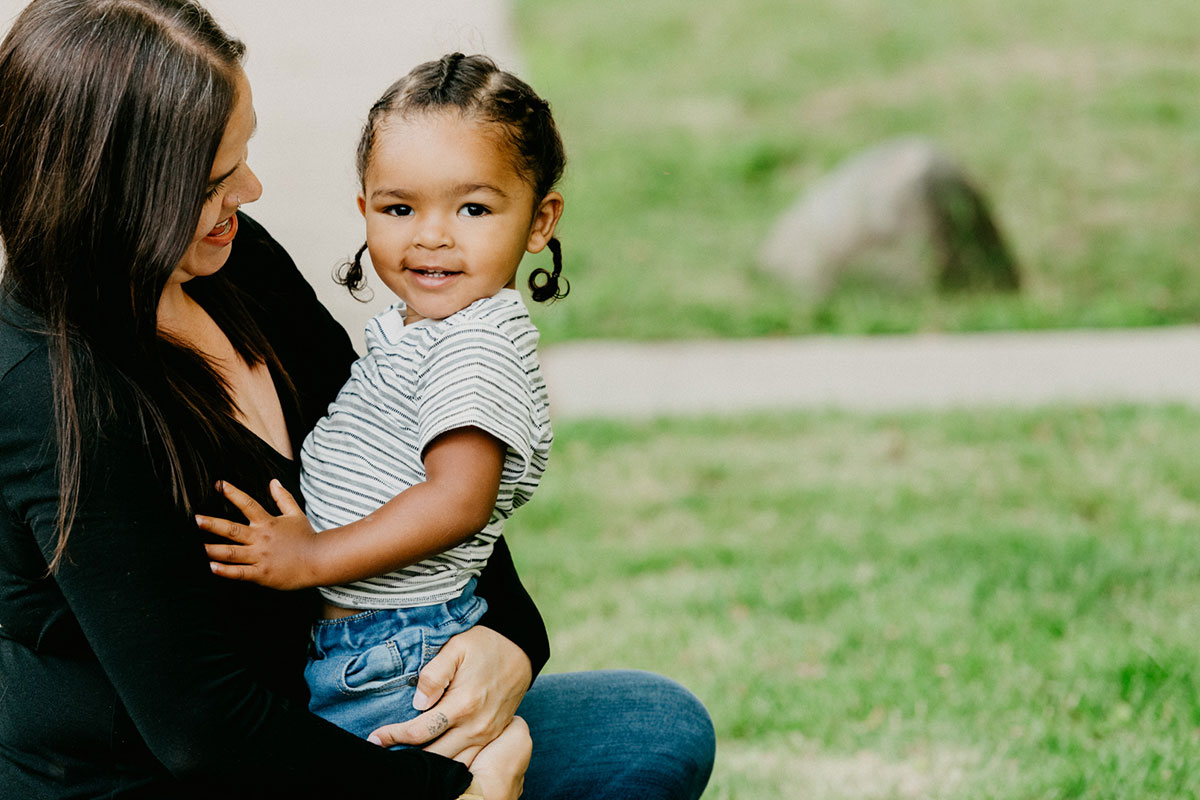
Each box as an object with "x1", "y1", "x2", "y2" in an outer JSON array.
[{"x1": 0, "y1": 214, "x2": 549, "y2": 798}]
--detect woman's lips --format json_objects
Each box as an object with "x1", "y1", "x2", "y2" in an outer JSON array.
[{"x1": 204, "y1": 213, "x2": 238, "y2": 246}]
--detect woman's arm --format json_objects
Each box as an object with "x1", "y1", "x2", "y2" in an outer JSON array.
[
  {"x1": 472, "y1": 535, "x2": 549, "y2": 676},
  {"x1": 0, "y1": 348, "x2": 472, "y2": 798}
]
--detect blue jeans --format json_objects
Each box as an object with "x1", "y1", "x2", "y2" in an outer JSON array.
[
  {"x1": 517, "y1": 669, "x2": 716, "y2": 800},
  {"x1": 304, "y1": 580, "x2": 487, "y2": 740}
]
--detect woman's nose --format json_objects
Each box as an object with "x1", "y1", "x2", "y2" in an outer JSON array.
[
  {"x1": 227, "y1": 165, "x2": 264, "y2": 209},
  {"x1": 235, "y1": 165, "x2": 261, "y2": 206}
]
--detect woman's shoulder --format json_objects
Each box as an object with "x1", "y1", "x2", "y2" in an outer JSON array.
[
  {"x1": 220, "y1": 212, "x2": 302, "y2": 295},
  {"x1": 0, "y1": 318, "x2": 57, "y2": 470},
  {"x1": 0, "y1": 298, "x2": 50, "y2": 389},
  {"x1": 218, "y1": 212, "x2": 348, "y2": 342}
]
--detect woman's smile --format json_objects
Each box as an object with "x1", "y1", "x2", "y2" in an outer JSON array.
[{"x1": 204, "y1": 213, "x2": 238, "y2": 246}]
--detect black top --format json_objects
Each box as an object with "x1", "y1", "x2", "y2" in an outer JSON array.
[{"x1": 0, "y1": 214, "x2": 549, "y2": 799}]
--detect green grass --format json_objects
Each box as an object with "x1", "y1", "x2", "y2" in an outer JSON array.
[
  {"x1": 505, "y1": 406, "x2": 1200, "y2": 798},
  {"x1": 515, "y1": 0, "x2": 1200, "y2": 342}
]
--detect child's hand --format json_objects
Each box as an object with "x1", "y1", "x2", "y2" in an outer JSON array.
[{"x1": 196, "y1": 479, "x2": 322, "y2": 590}]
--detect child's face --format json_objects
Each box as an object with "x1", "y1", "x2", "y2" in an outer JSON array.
[{"x1": 358, "y1": 110, "x2": 562, "y2": 324}]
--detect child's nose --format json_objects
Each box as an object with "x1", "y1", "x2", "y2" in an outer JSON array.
[{"x1": 413, "y1": 215, "x2": 452, "y2": 249}]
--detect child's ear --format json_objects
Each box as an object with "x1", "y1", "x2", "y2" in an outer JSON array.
[
  {"x1": 526, "y1": 191, "x2": 564, "y2": 254},
  {"x1": 357, "y1": 193, "x2": 367, "y2": 218}
]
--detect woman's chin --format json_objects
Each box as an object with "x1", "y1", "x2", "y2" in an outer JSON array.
[{"x1": 171, "y1": 246, "x2": 235, "y2": 283}]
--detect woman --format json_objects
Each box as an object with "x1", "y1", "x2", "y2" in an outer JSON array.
[{"x1": 0, "y1": 1, "x2": 715, "y2": 799}]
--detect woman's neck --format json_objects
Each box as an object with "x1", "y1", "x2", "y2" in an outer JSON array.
[
  {"x1": 156, "y1": 280, "x2": 198, "y2": 336},
  {"x1": 155, "y1": 278, "x2": 294, "y2": 460}
]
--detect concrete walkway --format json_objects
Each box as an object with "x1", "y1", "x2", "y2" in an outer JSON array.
[{"x1": 540, "y1": 326, "x2": 1200, "y2": 419}]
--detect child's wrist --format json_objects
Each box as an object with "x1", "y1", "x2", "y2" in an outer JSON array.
[{"x1": 301, "y1": 531, "x2": 332, "y2": 588}]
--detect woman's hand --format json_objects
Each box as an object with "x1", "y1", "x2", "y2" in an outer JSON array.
[
  {"x1": 197, "y1": 479, "x2": 323, "y2": 590},
  {"x1": 460, "y1": 716, "x2": 531, "y2": 800},
  {"x1": 367, "y1": 625, "x2": 532, "y2": 765}
]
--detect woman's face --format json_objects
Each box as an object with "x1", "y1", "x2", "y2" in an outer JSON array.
[{"x1": 170, "y1": 68, "x2": 262, "y2": 285}]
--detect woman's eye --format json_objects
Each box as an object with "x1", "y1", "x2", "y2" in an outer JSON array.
[
  {"x1": 205, "y1": 178, "x2": 228, "y2": 202},
  {"x1": 461, "y1": 203, "x2": 489, "y2": 217},
  {"x1": 384, "y1": 205, "x2": 413, "y2": 217}
]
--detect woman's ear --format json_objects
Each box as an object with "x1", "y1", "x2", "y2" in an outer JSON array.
[{"x1": 526, "y1": 191, "x2": 564, "y2": 253}]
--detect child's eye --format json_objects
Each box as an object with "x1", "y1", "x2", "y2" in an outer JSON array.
[
  {"x1": 384, "y1": 204, "x2": 413, "y2": 217},
  {"x1": 460, "y1": 203, "x2": 489, "y2": 217}
]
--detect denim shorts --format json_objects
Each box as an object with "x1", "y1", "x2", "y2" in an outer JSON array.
[{"x1": 304, "y1": 579, "x2": 487, "y2": 741}]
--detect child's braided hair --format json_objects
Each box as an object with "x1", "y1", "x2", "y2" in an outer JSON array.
[{"x1": 339, "y1": 53, "x2": 568, "y2": 303}]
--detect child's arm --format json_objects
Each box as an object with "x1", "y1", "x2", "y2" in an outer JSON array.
[{"x1": 197, "y1": 426, "x2": 506, "y2": 590}]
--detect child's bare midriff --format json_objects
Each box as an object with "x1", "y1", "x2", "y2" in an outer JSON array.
[{"x1": 322, "y1": 600, "x2": 368, "y2": 620}]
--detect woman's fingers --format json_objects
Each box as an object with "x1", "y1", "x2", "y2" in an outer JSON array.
[
  {"x1": 369, "y1": 706, "x2": 473, "y2": 756},
  {"x1": 195, "y1": 514, "x2": 249, "y2": 544},
  {"x1": 367, "y1": 627, "x2": 532, "y2": 764},
  {"x1": 369, "y1": 641, "x2": 457, "y2": 750},
  {"x1": 412, "y1": 645, "x2": 457, "y2": 711},
  {"x1": 269, "y1": 478, "x2": 303, "y2": 516},
  {"x1": 366, "y1": 645, "x2": 461, "y2": 748},
  {"x1": 216, "y1": 480, "x2": 269, "y2": 522},
  {"x1": 369, "y1": 641, "x2": 463, "y2": 752}
]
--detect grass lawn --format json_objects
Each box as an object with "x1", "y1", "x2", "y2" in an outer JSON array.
[
  {"x1": 506, "y1": 406, "x2": 1200, "y2": 798},
  {"x1": 514, "y1": 0, "x2": 1200, "y2": 342}
]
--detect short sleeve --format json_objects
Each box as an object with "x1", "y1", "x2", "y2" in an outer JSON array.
[{"x1": 415, "y1": 322, "x2": 540, "y2": 485}]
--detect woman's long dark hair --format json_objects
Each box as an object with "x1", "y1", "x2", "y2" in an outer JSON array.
[{"x1": 0, "y1": 0, "x2": 277, "y2": 570}]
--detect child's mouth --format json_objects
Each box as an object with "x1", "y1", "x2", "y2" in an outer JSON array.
[{"x1": 408, "y1": 267, "x2": 461, "y2": 286}]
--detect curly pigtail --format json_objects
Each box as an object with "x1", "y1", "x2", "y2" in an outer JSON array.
[
  {"x1": 529, "y1": 236, "x2": 568, "y2": 302},
  {"x1": 335, "y1": 241, "x2": 371, "y2": 300}
]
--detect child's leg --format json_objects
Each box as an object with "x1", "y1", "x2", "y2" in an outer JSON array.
[{"x1": 305, "y1": 580, "x2": 487, "y2": 742}]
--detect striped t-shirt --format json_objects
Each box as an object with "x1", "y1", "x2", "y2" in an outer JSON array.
[{"x1": 300, "y1": 288, "x2": 552, "y2": 609}]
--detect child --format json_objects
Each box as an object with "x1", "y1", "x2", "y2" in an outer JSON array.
[{"x1": 197, "y1": 52, "x2": 566, "y2": 742}]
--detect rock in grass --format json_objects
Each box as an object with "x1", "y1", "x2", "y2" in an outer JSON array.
[{"x1": 759, "y1": 137, "x2": 1020, "y2": 300}]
